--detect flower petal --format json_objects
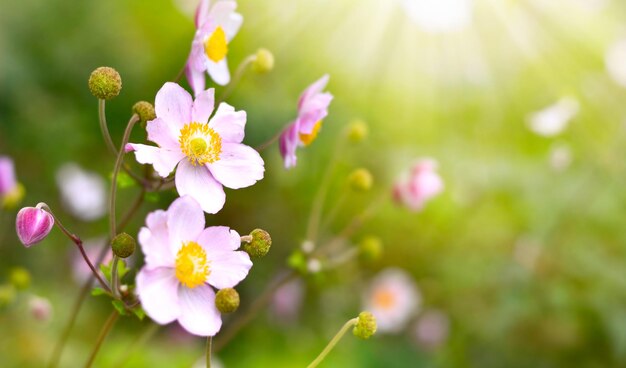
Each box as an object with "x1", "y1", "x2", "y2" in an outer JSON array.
[
  {"x1": 279, "y1": 122, "x2": 299, "y2": 169},
  {"x1": 177, "y1": 284, "x2": 222, "y2": 336},
  {"x1": 136, "y1": 267, "x2": 180, "y2": 324},
  {"x1": 166, "y1": 195, "x2": 206, "y2": 247},
  {"x1": 138, "y1": 210, "x2": 175, "y2": 268},
  {"x1": 208, "y1": 103, "x2": 246, "y2": 144},
  {"x1": 191, "y1": 88, "x2": 215, "y2": 124},
  {"x1": 208, "y1": 143, "x2": 264, "y2": 189},
  {"x1": 185, "y1": 61, "x2": 206, "y2": 97},
  {"x1": 209, "y1": 0, "x2": 243, "y2": 40},
  {"x1": 196, "y1": 226, "x2": 241, "y2": 252},
  {"x1": 175, "y1": 160, "x2": 226, "y2": 214},
  {"x1": 297, "y1": 92, "x2": 333, "y2": 134},
  {"x1": 298, "y1": 74, "x2": 330, "y2": 110},
  {"x1": 194, "y1": 0, "x2": 210, "y2": 27},
  {"x1": 147, "y1": 117, "x2": 180, "y2": 150},
  {"x1": 126, "y1": 143, "x2": 183, "y2": 178},
  {"x1": 207, "y1": 250, "x2": 252, "y2": 289},
  {"x1": 155, "y1": 82, "x2": 193, "y2": 127},
  {"x1": 206, "y1": 59, "x2": 230, "y2": 86}
]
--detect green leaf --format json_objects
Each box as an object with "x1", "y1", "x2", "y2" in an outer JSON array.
[
  {"x1": 117, "y1": 260, "x2": 129, "y2": 281},
  {"x1": 91, "y1": 287, "x2": 107, "y2": 297},
  {"x1": 112, "y1": 300, "x2": 128, "y2": 316},
  {"x1": 100, "y1": 261, "x2": 113, "y2": 283},
  {"x1": 132, "y1": 306, "x2": 146, "y2": 321},
  {"x1": 145, "y1": 192, "x2": 161, "y2": 203},
  {"x1": 113, "y1": 171, "x2": 135, "y2": 189}
]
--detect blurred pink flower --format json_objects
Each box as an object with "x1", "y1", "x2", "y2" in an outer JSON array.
[
  {"x1": 413, "y1": 309, "x2": 450, "y2": 350},
  {"x1": 135, "y1": 195, "x2": 252, "y2": 336},
  {"x1": 71, "y1": 237, "x2": 113, "y2": 284},
  {"x1": 56, "y1": 163, "x2": 107, "y2": 221},
  {"x1": 16, "y1": 206, "x2": 54, "y2": 247},
  {"x1": 393, "y1": 159, "x2": 444, "y2": 211},
  {"x1": 270, "y1": 279, "x2": 305, "y2": 324},
  {"x1": 127, "y1": 82, "x2": 264, "y2": 214},
  {"x1": 279, "y1": 75, "x2": 333, "y2": 168},
  {"x1": 364, "y1": 268, "x2": 421, "y2": 333},
  {"x1": 29, "y1": 295, "x2": 53, "y2": 322},
  {"x1": 0, "y1": 156, "x2": 24, "y2": 208},
  {"x1": 186, "y1": 0, "x2": 243, "y2": 94}
]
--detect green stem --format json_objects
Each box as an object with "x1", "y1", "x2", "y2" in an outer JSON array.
[
  {"x1": 83, "y1": 311, "x2": 119, "y2": 368},
  {"x1": 255, "y1": 127, "x2": 283, "y2": 152},
  {"x1": 110, "y1": 255, "x2": 120, "y2": 298},
  {"x1": 306, "y1": 318, "x2": 358, "y2": 368},
  {"x1": 216, "y1": 55, "x2": 256, "y2": 104},
  {"x1": 98, "y1": 99, "x2": 117, "y2": 156},
  {"x1": 109, "y1": 114, "x2": 139, "y2": 239},
  {"x1": 206, "y1": 336, "x2": 213, "y2": 368}
]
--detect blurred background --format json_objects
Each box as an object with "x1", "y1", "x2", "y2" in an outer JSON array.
[{"x1": 2, "y1": 0, "x2": 626, "y2": 366}]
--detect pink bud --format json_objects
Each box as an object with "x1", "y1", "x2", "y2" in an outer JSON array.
[{"x1": 16, "y1": 206, "x2": 54, "y2": 247}]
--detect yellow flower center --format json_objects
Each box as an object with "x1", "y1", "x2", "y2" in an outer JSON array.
[
  {"x1": 179, "y1": 122, "x2": 222, "y2": 166},
  {"x1": 299, "y1": 120, "x2": 323, "y2": 146},
  {"x1": 175, "y1": 241, "x2": 210, "y2": 289},
  {"x1": 204, "y1": 26, "x2": 228, "y2": 63},
  {"x1": 373, "y1": 288, "x2": 396, "y2": 310}
]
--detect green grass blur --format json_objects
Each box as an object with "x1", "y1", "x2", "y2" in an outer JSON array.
[{"x1": 2, "y1": 0, "x2": 626, "y2": 367}]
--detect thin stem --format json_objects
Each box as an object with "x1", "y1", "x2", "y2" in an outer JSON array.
[
  {"x1": 206, "y1": 336, "x2": 213, "y2": 368},
  {"x1": 75, "y1": 240, "x2": 112, "y2": 294},
  {"x1": 214, "y1": 270, "x2": 297, "y2": 352},
  {"x1": 113, "y1": 323, "x2": 159, "y2": 367},
  {"x1": 320, "y1": 190, "x2": 348, "y2": 231},
  {"x1": 110, "y1": 256, "x2": 120, "y2": 298},
  {"x1": 98, "y1": 100, "x2": 118, "y2": 156},
  {"x1": 47, "y1": 189, "x2": 146, "y2": 368},
  {"x1": 306, "y1": 318, "x2": 358, "y2": 368},
  {"x1": 173, "y1": 64, "x2": 186, "y2": 83},
  {"x1": 83, "y1": 311, "x2": 119, "y2": 368},
  {"x1": 255, "y1": 128, "x2": 283, "y2": 152},
  {"x1": 110, "y1": 114, "x2": 140, "y2": 239},
  {"x1": 216, "y1": 55, "x2": 256, "y2": 104}
]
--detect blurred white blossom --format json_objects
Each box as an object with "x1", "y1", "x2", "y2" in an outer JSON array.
[
  {"x1": 398, "y1": 0, "x2": 473, "y2": 34},
  {"x1": 606, "y1": 37, "x2": 626, "y2": 88},
  {"x1": 527, "y1": 97, "x2": 579, "y2": 137},
  {"x1": 56, "y1": 163, "x2": 107, "y2": 221}
]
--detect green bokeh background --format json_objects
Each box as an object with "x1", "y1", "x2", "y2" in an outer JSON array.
[{"x1": 2, "y1": 0, "x2": 626, "y2": 367}]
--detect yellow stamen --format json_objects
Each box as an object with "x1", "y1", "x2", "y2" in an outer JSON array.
[
  {"x1": 204, "y1": 26, "x2": 228, "y2": 63},
  {"x1": 179, "y1": 122, "x2": 222, "y2": 166},
  {"x1": 373, "y1": 289, "x2": 396, "y2": 310},
  {"x1": 175, "y1": 242, "x2": 210, "y2": 289},
  {"x1": 299, "y1": 120, "x2": 323, "y2": 146}
]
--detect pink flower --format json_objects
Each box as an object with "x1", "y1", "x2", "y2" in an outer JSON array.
[
  {"x1": 126, "y1": 82, "x2": 264, "y2": 214},
  {"x1": 270, "y1": 279, "x2": 304, "y2": 324},
  {"x1": 279, "y1": 75, "x2": 333, "y2": 169},
  {"x1": 135, "y1": 195, "x2": 252, "y2": 336},
  {"x1": 29, "y1": 296, "x2": 53, "y2": 322},
  {"x1": 16, "y1": 205, "x2": 55, "y2": 247},
  {"x1": 413, "y1": 309, "x2": 450, "y2": 350},
  {"x1": 364, "y1": 268, "x2": 421, "y2": 333},
  {"x1": 393, "y1": 159, "x2": 443, "y2": 211},
  {"x1": 186, "y1": 0, "x2": 243, "y2": 94},
  {"x1": 0, "y1": 156, "x2": 24, "y2": 208}
]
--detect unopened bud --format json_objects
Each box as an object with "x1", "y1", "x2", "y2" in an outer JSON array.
[
  {"x1": 111, "y1": 232, "x2": 136, "y2": 258},
  {"x1": 358, "y1": 236, "x2": 382, "y2": 262},
  {"x1": 349, "y1": 168, "x2": 373, "y2": 191},
  {"x1": 353, "y1": 311, "x2": 377, "y2": 339},
  {"x1": 88, "y1": 67, "x2": 122, "y2": 100},
  {"x1": 242, "y1": 229, "x2": 271, "y2": 258},
  {"x1": 132, "y1": 101, "x2": 156, "y2": 123},
  {"x1": 215, "y1": 288, "x2": 240, "y2": 313},
  {"x1": 252, "y1": 48, "x2": 274, "y2": 73},
  {"x1": 346, "y1": 119, "x2": 368, "y2": 143},
  {"x1": 16, "y1": 205, "x2": 54, "y2": 247},
  {"x1": 9, "y1": 267, "x2": 31, "y2": 290}
]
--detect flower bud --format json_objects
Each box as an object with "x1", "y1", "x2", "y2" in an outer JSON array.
[
  {"x1": 132, "y1": 101, "x2": 156, "y2": 123},
  {"x1": 345, "y1": 119, "x2": 368, "y2": 143},
  {"x1": 242, "y1": 229, "x2": 272, "y2": 258},
  {"x1": 111, "y1": 232, "x2": 136, "y2": 258},
  {"x1": 252, "y1": 48, "x2": 274, "y2": 73},
  {"x1": 9, "y1": 267, "x2": 31, "y2": 290},
  {"x1": 215, "y1": 288, "x2": 240, "y2": 313},
  {"x1": 16, "y1": 206, "x2": 54, "y2": 247},
  {"x1": 88, "y1": 66, "x2": 122, "y2": 100},
  {"x1": 353, "y1": 311, "x2": 377, "y2": 339},
  {"x1": 358, "y1": 236, "x2": 382, "y2": 262},
  {"x1": 29, "y1": 296, "x2": 52, "y2": 322},
  {"x1": 348, "y1": 168, "x2": 373, "y2": 191}
]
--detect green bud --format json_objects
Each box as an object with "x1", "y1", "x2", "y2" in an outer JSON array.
[
  {"x1": 348, "y1": 168, "x2": 373, "y2": 191},
  {"x1": 345, "y1": 119, "x2": 368, "y2": 143},
  {"x1": 358, "y1": 236, "x2": 382, "y2": 262},
  {"x1": 252, "y1": 48, "x2": 274, "y2": 74},
  {"x1": 9, "y1": 267, "x2": 31, "y2": 290},
  {"x1": 353, "y1": 311, "x2": 377, "y2": 339},
  {"x1": 0, "y1": 284, "x2": 16, "y2": 308},
  {"x1": 215, "y1": 288, "x2": 240, "y2": 313},
  {"x1": 242, "y1": 229, "x2": 272, "y2": 258},
  {"x1": 88, "y1": 66, "x2": 122, "y2": 100},
  {"x1": 111, "y1": 232, "x2": 136, "y2": 258},
  {"x1": 132, "y1": 101, "x2": 156, "y2": 123}
]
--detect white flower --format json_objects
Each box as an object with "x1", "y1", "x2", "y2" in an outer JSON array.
[
  {"x1": 527, "y1": 97, "x2": 579, "y2": 137},
  {"x1": 606, "y1": 37, "x2": 626, "y2": 88},
  {"x1": 56, "y1": 163, "x2": 107, "y2": 221}
]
